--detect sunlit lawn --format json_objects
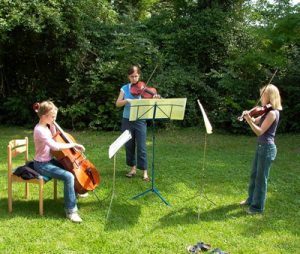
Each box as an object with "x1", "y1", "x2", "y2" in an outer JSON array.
[{"x1": 0, "y1": 125, "x2": 299, "y2": 253}]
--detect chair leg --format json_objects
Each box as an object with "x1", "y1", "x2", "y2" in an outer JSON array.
[
  {"x1": 39, "y1": 179, "x2": 44, "y2": 216},
  {"x1": 8, "y1": 177, "x2": 12, "y2": 213},
  {"x1": 25, "y1": 182, "x2": 29, "y2": 199},
  {"x1": 54, "y1": 179, "x2": 57, "y2": 200}
]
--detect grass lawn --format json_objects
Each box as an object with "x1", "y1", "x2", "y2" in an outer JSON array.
[{"x1": 0, "y1": 125, "x2": 299, "y2": 253}]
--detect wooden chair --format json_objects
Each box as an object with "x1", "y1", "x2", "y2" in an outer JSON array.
[{"x1": 8, "y1": 137, "x2": 57, "y2": 216}]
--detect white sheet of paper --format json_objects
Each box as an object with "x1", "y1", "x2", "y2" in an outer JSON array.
[{"x1": 109, "y1": 130, "x2": 132, "y2": 159}]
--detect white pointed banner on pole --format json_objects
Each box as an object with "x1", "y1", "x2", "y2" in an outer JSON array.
[{"x1": 197, "y1": 99, "x2": 213, "y2": 134}]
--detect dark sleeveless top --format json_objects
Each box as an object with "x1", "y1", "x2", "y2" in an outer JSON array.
[{"x1": 257, "y1": 110, "x2": 280, "y2": 144}]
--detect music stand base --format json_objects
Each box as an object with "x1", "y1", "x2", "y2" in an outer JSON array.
[{"x1": 131, "y1": 188, "x2": 171, "y2": 207}]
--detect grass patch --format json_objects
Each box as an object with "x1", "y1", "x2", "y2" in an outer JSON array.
[{"x1": 0, "y1": 126, "x2": 299, "y2": 253}]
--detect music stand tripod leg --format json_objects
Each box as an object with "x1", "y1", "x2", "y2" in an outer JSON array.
[
  {"x1": 131, "y1": 188, "x2": 152, "y2": 200},
  {"x1": 152, "y1": 188, "x2": 171, "y2": 206}
]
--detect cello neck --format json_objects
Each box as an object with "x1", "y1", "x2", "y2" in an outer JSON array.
[{"x1": 54, "y1": 122, "x2": 73, "y2": 144}]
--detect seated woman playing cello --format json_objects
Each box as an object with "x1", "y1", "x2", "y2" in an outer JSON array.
[{"x1": 33, "y1": 101, "x2": 85, "y2": 223}]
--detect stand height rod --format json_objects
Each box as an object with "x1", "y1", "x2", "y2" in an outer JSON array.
[
  {"x1": 151, "y1": 102, "x2": 157, "y2": 189},
  {"x1": 131, "y1": 102, "x2": 171, "y2": 206}
]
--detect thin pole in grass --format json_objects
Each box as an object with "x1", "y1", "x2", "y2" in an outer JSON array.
[
  {"x1": 106, "y1": 154, "x2": 117, "y2": 221},
  {"x1": 197, "y1": 99, "x2": 216, "y2": 220}
]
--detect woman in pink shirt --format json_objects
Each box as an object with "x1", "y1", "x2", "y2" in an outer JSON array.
[{"x1": 33, "y1": 101, "x2": 85, "y2": 223}]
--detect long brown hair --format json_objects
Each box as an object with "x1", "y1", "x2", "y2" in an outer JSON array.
[{"x1": 128, "y1": 65, "x2": 141, "y2": 75}]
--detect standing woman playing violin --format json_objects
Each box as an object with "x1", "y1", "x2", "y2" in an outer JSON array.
[
  {"x1": 116, "y1": 65, "x2": 158, "y2": 181},
  {"x1": 240, "y1": 84, "x2": 282, "y2": 214},
  {"x1": 33, "y1": 101, "x2": 85, "y2": 223}
]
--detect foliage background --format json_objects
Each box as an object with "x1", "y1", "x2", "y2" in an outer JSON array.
[{"x1": 0, "y1": 0, "x2": 299, "y2": 133}]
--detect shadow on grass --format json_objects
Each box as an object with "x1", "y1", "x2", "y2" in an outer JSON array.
[
  {"x1": 103, "y1": 201, "x2": 141, "y2": 232},
  {"x1": 153, "y1": 203, "x2": 245, "y2": 230},
  {"x1": 0, "y1": 195, "x2": 142, "y2": 231},
  {"x1": 238, "y1": 196, "x2": 300, "y2": 237},
  {"x1": 0, "y1": 198, "x2": 65, "y2": 220},
  {"x1": 196, "y1": 203, "x2": 245, "y2": 221}
]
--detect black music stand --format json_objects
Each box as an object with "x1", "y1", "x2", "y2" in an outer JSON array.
[{"x1": 128, "y1": 98, "x2": 187, "y2": 206}]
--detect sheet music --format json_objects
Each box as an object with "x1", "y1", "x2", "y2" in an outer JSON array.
[
  {"x1": 109, "y1": 130, "x2": 132, "y2": 159},
  {"x1": 129, "y1": 98, "x2": 187, "y2": 121}
]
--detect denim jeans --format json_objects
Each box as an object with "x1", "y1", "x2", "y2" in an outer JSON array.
[
  {"x1": 122, "y1": 118, "x2": 148, "y2": 170},
  {"x1": 246, "y1": 143, "x2": 277, "y2": 212},
  {"x1": 34, "y1": 159, "x2": 77, "y2": 213}
]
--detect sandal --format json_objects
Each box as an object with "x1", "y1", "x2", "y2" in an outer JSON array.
[
  {"x1": 187, "y1": 242, "x2": 211, "y2": 253},
  {"x1": 126, "y1": 171, "x2": 136, "y2": 178},
  {"x1": 143, "y1": 177, "x2": 150, "y2": 182},
  {"x1": 187, "y1": 245, "x2": 198, "y2": 253},
  {"x1": 210, "y1": 248, "x2": 230, "y2": 254},
  {"x1": 240, "y1": 200, "x2": 250, "y2": 206}
]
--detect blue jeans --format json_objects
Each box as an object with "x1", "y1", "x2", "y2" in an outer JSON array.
[
  {"x1": 122, "y1": 118, "x2": 148, "y2": 170},
  {"x1": 34, "y1": 159, "x2": 77, "y2": 213},
  {"x1": 246, "y1": 143, "x2": 277, "y2": 212}
]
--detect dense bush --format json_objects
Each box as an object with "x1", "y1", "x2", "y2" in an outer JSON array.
[{"x1": 0, "y1": 0, "x2": 299, "y2": 132}]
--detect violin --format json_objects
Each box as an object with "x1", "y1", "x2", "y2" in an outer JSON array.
[
  {"x1": 238, "y1": 104, "x2": 273, "y2": 121},
  {"x1": 130, "y1": 81, "x2": 160, "y2": 98},
  {"x1": 33, "y1": 103, "x2": 100, "y2": 194},
  {"x1": 237, "y1": 69, "x2": 278, "y2": 122}
]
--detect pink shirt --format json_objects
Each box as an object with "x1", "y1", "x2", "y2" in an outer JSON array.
[{"x1": 34, "y1": 124, "x2": 61, "y2": 162}]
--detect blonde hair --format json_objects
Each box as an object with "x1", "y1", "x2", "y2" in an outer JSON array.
[
  {"x1": 37, "y1": 101, "x2": 58, "y2": 117},
  {"x1": 260, "y1": 84, "x2": 282, "y2": 110}
]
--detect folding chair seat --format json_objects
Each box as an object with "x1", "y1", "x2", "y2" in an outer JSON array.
[{"x1": 8, "y1": 137, "x2": 57, "y2": 216}]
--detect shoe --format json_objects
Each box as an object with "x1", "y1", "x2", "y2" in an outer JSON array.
[
  {"x1": 196, "y1": 242, "x2": 211, "y2": 251},
  {"x1": 126, "y1": 171, "x2": 136, "y2": 178},
  {"x1": 66, "y1": 212, "x2": 82, "y2": 223},
  {"x1": 240, "y1": 200, "x2": 249, "y2": 206},
  {"x1": 77, "y1": 192, "x2": 89, "y2": 198},
  {"x1": 187, "y1": 242, "x2": 211, "y2": 253},
  {"x1": 246, "y1": 208, "x2": 263, "y2": 215},
  {"x1": 210, "y1": 247, "x2": 230, "y2": 254},
  {"x1": 143, "y1": 177, "x2": 150, "y2": 182}
]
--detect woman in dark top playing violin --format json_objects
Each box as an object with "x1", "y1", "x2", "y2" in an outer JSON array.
[{"x1": 240, "y1": 84, "x2": 282, "y2": 214}]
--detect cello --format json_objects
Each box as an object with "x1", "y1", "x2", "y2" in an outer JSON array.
[{"x1": 33, "y1": 103, "x2": 100, "y2": 194}]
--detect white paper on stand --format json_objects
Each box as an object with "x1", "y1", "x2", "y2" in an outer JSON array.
[{"x1": 109, "y1": 130, "x2": 132, "y2": 159}]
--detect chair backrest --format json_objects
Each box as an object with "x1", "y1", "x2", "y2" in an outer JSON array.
[{"x1": 8, "y1": 137, "x2": 29, "y2": 176}]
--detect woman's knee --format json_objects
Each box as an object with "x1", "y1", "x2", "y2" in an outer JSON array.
[{"x1": 64, "y1": 171, "x2": 75, "y2": 183}]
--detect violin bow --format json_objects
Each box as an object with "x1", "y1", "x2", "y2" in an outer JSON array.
[
  {"x1": 237, "y1": 68, "x2": 278, "y2": 121},
  {"x1": 145, "y1": 64, "x2": 158, "y2": 86},
  {"x1": 255, "y1": 68, "x2": 278, "y2": 106}
]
